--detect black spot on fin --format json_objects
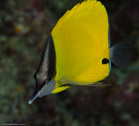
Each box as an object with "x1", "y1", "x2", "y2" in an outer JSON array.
[
  {"x1": 110, "y1": 39, "x2": 136, "y2": 69},
  {"x1": 102, "y1": 58, "x2": 109, "y2": 64}
]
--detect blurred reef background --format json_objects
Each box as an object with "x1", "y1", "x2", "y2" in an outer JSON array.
[{"x1": 0, "y1": 0, "x2": 139, "y2": 126}]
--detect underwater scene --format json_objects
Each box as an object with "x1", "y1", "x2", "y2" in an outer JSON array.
[{"x1": 0, "y1": 0, "x2": 139, "y2": 126}]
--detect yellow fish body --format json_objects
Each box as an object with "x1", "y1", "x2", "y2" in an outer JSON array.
[
  {"x1": 51, "y1": 0, "x2": 110, "y2": 92},
  {"x1": 28, "y1": 0, "x2": 127, "y2": 104}
]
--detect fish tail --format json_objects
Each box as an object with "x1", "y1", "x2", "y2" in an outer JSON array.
[{"x1": 110, "y1": 38, "x2": 137, "y2": 69}]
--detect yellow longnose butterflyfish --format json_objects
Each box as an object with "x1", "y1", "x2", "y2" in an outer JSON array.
[{"x1": 28, "y1": 0, "x2": 130, "y2": 104}]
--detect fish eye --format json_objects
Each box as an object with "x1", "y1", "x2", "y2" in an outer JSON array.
[
  {"x1": 44, "y1": 77, "x2": 51, "y2": 84},
  {"x1": 43, "y1": 78, "x2": 48, "y2": 84},
  {"x1": 102, "y1": 58, "x2": 109, "y2": 64}
]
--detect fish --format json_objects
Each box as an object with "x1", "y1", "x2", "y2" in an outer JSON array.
[{"x1": 28, "y1": 0, "x2": 131, "y2": 104}]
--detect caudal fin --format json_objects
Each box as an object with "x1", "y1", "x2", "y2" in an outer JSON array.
[{"x1": 110, "y1": 38, "x2": 137, "y2": 69}]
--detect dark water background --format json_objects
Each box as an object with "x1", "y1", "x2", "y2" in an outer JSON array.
[{"x1": 0, "y1": 0, "x2": 139, "y2": 125}]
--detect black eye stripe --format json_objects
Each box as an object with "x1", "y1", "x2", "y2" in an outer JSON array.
[{"x1": 102, "y1": 58, "x2": 109, "y2": 64}]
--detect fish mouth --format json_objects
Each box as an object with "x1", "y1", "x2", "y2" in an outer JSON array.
[
  {"x1": 28, "y1": 78, "x2": 56, "y2": 104},
  {"x1": 28, "y1": 87, "x2": 40, "y2": 104},
  {"x1": 28, "y1": 91, "x2": 40, "y2": 104}
]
